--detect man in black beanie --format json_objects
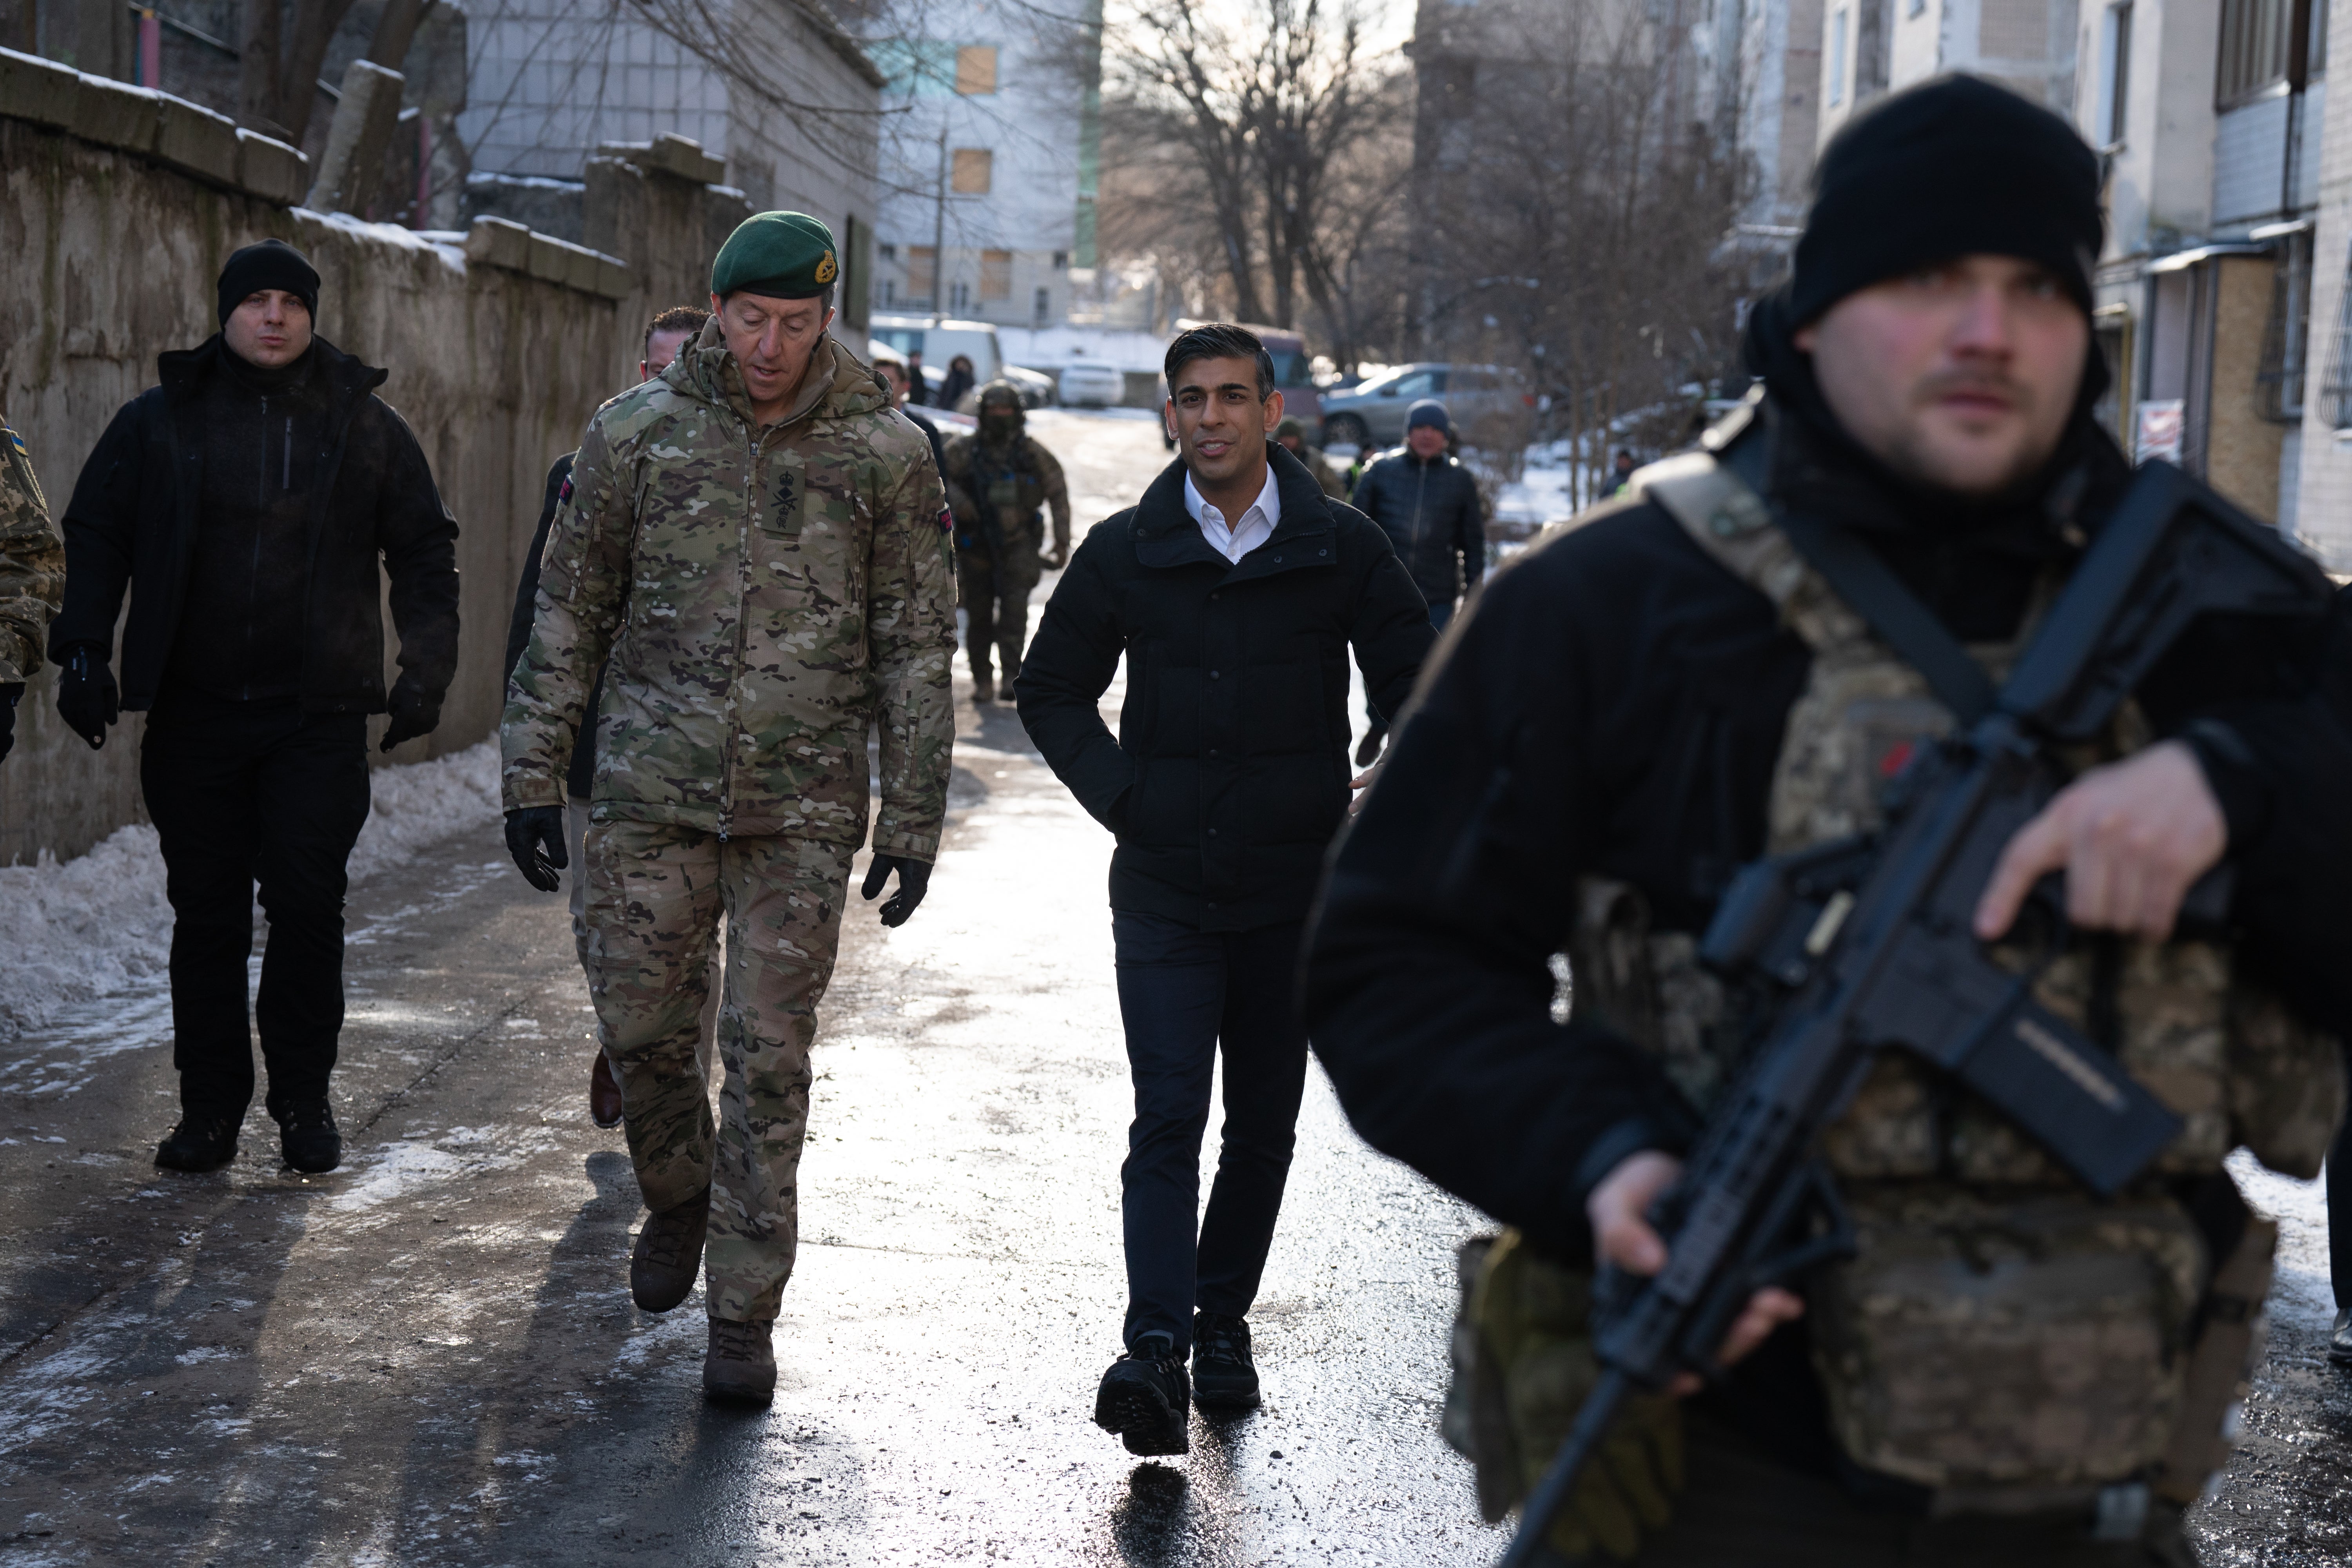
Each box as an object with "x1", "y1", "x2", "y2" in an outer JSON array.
[
  {"x1": 49, "y1": 237, "x2": 460, "y2": 1177},
  {"x1": 1305, "y1": 74, "x2": 2352, "y2": 1563}
]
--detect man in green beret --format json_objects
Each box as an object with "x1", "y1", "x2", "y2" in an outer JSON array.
[{"x1": 501, "y1": 211, "x2": 957, "y2": 1405}]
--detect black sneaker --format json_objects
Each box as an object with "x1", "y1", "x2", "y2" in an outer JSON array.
[
  {"x1": 1093, "y1": 1332, "x2": 1190, "y2": 1456},
  {"x1": 276, "y1": 1103, "x2": 341, "y2": 1174},
  {"x1": 1192, "y1": 1311, "x2": 1260, "y2": 1408},
  {"x1": 156, "y1": 1114, "x2": 241, "y2": 1172}
]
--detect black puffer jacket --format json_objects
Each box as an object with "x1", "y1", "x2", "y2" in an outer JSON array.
[
  {"x1": 504, "y1": 452, "x2": 600, "y2": 800},
  {"x1": 1349, "y1": 447, "x2": 1485, "y2": 610},
  {"x1": 51, "y1": 334, "x2": 459, "y2": 713},
  {"x1": 1016, "y1": 441, "x2": 1436, "y2": 930}
]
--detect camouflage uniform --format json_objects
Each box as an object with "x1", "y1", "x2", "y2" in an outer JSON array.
[
  {"x1": 502, "y1": 323, "x2": 956, "y2": 1322},
  {"x1": 0, "y1": 418, "x2": 63, "y2": 688},
  {"x1": 940, "y1": 388, "x2": 1071, "y2": 692}
]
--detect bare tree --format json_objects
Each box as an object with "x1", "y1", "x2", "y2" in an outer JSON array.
[
  {"x1": 239, "y1": 0, "x2": 364, "y2": 145},
  {"x1": 1100, "y1": 0, "x2": 1408, "y2": 363}
]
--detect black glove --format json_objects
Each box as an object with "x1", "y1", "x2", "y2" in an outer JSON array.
[
  {"x1": 859, "y1": 853, "x2": 932, "y2": 927},
  {"x1": 56, "y1": 644, "x2": 117, "y2": 750},
  {"x1": 504, "y1": 805, "x2": 568, "y2": 892},
  {"x1": 380, "y1": 675, "x2": 443, "y2": 753},
  {"x1": 0, "y1": 682, "x2": 20, "y2": 764}
]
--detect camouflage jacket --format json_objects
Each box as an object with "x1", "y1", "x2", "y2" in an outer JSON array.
[
  {"x1": 940, "y1": 430, "x2": 1071, "y2": 564},
  {"x1": 502, "y1": 325, "x2": 957, "y2": 858},
  {"x1": 0, "y1": 419, "x2": 63, "y2": 685}
]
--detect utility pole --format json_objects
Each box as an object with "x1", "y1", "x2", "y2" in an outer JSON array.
[{"x1": 930, "y1": 125, "x2": 948, "y2": 322}]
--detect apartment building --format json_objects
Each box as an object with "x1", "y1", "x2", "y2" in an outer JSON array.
[
  {"x1": 863, "y1": 0, "x2": 1087, "y2": 331},
  {"x1": 459, "y1": 0, "x2": 884, "y2": 328},
  {"x1": 1817, "y1": 0, "x2": 2079, "y2": 143}
]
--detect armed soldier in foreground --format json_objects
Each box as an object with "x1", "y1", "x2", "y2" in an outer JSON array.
[{"x1": 1305, "y1": 77, "x2": 2352, "y2": 1566}]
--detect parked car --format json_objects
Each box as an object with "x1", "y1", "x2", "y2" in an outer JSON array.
[
  {"x1": 1056, "y1": 361, "x2": 1126, "y2": 408},
  {"x1": 1318, "y1": 362, "x2": 1531, "y2": 451}
]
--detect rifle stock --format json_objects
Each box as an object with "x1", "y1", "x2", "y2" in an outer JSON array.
[{"x1": 1496, "y1": 463, "x2": 2334, "y2": 1565}]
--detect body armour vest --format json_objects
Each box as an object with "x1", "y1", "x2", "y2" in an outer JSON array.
[{"x1": 1566, "y1": 431, "x2": 2341, "y2": 1495}]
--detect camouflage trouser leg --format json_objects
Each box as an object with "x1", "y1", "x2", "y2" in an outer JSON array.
[{"x1": 582, "y1": 821, "x2": 855, "y2": 1323}]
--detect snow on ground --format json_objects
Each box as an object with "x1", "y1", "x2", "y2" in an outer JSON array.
[{"x1": 0, "y1": 740, "x2": 500, "y2": 1043}]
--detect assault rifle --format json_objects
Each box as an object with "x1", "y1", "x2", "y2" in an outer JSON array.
[{"x1": 1497, "y1": 461, "x2": 2336, "y2": 1567}]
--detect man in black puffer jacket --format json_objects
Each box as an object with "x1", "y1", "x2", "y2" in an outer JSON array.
[
  {"x1": 49, "y1": 239, "x2": 459, "y2": 1179},
  {"x1": 1347, "y1": 397, "x2": 1483, "y2": 761},
  {"x1": 1017, "y1": 321, "x2": 1432, "y2": 1458}
]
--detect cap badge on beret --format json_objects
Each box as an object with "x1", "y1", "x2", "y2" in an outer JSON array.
[{"x1": 814, "y1": 250, "x2": 838, "y2": 285}]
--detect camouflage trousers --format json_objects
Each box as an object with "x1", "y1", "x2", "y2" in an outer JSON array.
[
  {"x1": 958, "y1": 544, "x2": 1042, "y2": 686},
  {"x1": 581, "y1": 820, "x2": 856, "y2": 1323}
]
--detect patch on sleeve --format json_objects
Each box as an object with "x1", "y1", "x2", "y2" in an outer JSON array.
[
  {"x1": 937, "y1": 505, "x2": 953, "y2": 535},
  {"x1": 3, "y1": 425, "x2": 24, "y2": 458},
  {"x1": 557, "y1": 474, "x2": 575, "y2": 505}
]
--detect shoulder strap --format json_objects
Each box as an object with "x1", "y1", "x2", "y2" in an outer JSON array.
[{"x1": 1638, "y1": 450, "x2": 1996, "y2": 724}]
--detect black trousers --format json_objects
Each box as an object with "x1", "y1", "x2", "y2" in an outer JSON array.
[
  {"x1": 957, "y1": 550, "x2": 1040, "y2": 687},
  {"x1": 140, "y1": 693, "x2": 371, "y2": 1121},
  {"x1": 1112, "y1": 910, "x2": 1311, "y2": 1354}
]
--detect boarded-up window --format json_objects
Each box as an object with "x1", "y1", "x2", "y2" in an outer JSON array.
[
  {"x1": 955, "y1": 45, "x2": 998, "y2": 94},
  {"x1": 952, "y1": 148, "x2": 993, "y2": 194},
  {"x1": 980, "y1": 249, "x2": 1013, "y2": 299},
  {"x1": 906, "y1": 246, "x2": 937, "y2": 304}
]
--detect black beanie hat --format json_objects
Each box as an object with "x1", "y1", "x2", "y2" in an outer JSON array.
[
  {"x1": 1790, "y1": 75, "x2": 2102, "y2": 325},
  {"x1": 216, "y1": 239, "x2": 320, "y2": 327}
]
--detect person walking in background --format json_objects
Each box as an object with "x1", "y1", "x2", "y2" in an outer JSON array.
[
  {"x1": 1274, "y1": 416, "x2": 1347, "y2": 500},
  {"x1": 1605, "y1": 446, "x2": 1639, "y2": 497},
  {"x1": 503, "y1": 303, "x2": 708, "y2": 1132},
  {"x1": 875, "y1": 356, "x2": 946, "y2": 479},
  {"x1": 0, "y1": 410, "x2": 63, "y2": 765},
  {"x1": 1015, "y1": 322, "x2": 1433, "y2": 1457},
  {"x1": 904, "y1": 348, "x2": 927, "y2": 407},
  {"x1": 935, "y1": 353, "x2": 976, "y2": 413},
  {"x1": 941, "y1": 382, "x2": 1069, "y2": 702},
  {"x1": 1346, "y1": 397, "x2": 1482, "y2": 762},
  {"x1": 501, "y1": 212, "x2": 955, "y2": 1405},
  {"x1": 49, "y1": 238, "x2": 459, "y2": 1176}
]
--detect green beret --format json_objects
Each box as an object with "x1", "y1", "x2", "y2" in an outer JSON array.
[{"x1": 711, "y1": 211, "x2": 841, "y2": 300}]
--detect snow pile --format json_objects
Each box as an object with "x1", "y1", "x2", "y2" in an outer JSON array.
[{"x1": 0, "y1": 740, "x2": 502, "y2": 1042}]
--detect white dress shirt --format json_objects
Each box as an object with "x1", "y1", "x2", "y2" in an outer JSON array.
[{"x1": 1183, "y1": 463, "x2": 1281, "y2": 564}]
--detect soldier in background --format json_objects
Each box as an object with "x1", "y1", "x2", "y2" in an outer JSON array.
[
  {"x1": 1274, "y1": 416, "x2": 1347, "y2": 500},
  {"x1": 0, "y1": 415, "x2": 63, "y2": 764},
  {"x1": 1306, "y1": 78, "x2": 2352, "y2": 1563},
  {"x1": 503, "y1": 303, "x2": 709, "y2": 1132},
  {"x1": 501, "y1": 212, "x2": 955, "y2": 1406},
  {"x1": 940, "y1": 382, "x2": 1070, "y2": 702}
]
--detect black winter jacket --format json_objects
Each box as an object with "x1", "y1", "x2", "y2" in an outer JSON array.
[
  {"x1": 1349, "y1": 447, "x2": 1485, "y2": 610},
  {"x1": 1305, "y1": 380, "x2": 2352, "y2": 1269},
  {"x1": 50, "y1": 335, "x2": 459, "y2": 713},
  {"x1": 503, "y1": 452, "x2": 601, "y2": 800},
  {"x1": 1016, "y1": 442, "x2": 1436, "y2": 930}
]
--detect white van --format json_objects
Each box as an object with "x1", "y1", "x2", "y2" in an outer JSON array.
[{"x1": 869, "y1": 314, "x2": 1000, "y2": 398}]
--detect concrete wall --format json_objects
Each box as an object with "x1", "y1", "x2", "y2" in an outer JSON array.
[{"x1": 0, "y1": 67, "x2": 746, "y2": 866}]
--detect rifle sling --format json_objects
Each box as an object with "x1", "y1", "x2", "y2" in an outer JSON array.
[{"x1": 1771, "y1": 508, "x2": 2000, "y2": 726}]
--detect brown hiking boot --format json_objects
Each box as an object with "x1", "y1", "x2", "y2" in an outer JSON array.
[
  {"x1": 971, "y1": 675, "x2": 995, "y2": 704},
  {"x1": 704, "y1": 1316, "x2": 777, "y2": 1405},
  {"x1": 589, "y1": 1051, "x2": 624, "y2": 1129},
  {"x1": 630, "y1": 1188, "x2": 709, "y2": 1312}
]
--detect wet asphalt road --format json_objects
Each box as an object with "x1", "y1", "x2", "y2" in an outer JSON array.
[
  {"x1": 5, "y1": 407, "x2": 2351, "y2": 1566},
  {"x1": 0, "y1": 410, "x2": 1506, "y2": 1566}
]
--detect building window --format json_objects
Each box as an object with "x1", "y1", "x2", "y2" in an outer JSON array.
[
  {"x1": 952, "y1": 148, "x2": 993, "y2": 194},
  {"x1": 884, "y1": 278, "x2": 896, "y2": 305},
  {"x1": 907, "y1": 245, "x2": 936, "y2": 309},
  {"x1": 955, "y1": 45, "x2": 998, "y2": 95},
  {"x1": 879, "y1": 242, "x2": 897, "y2": 262},
  {"x1": 951, "y1": 280, "x2": 971, "y2": 312},
  {"x1": 980, "y1": 249, "x2": 1012, "y2": 300},
  {"x1": 1034, "y1": 286, "x2": 1052, "y2": 326},
  {"x1": 2098, "y1": 3, "x2": 2132, "y2": 146},
  {"x1": 1829, "y1": 9, "x2": 1848, "y2": 105},
  {"x1": 2263, "y1": 230, "x2": 2316, "y2": 420},
  {"x1": 2217, "y1": 0, "x2": 2294, "y2": 107},
  {"x1": 2321, "y1": 241, "x2": 2352, "y2": 426}
]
